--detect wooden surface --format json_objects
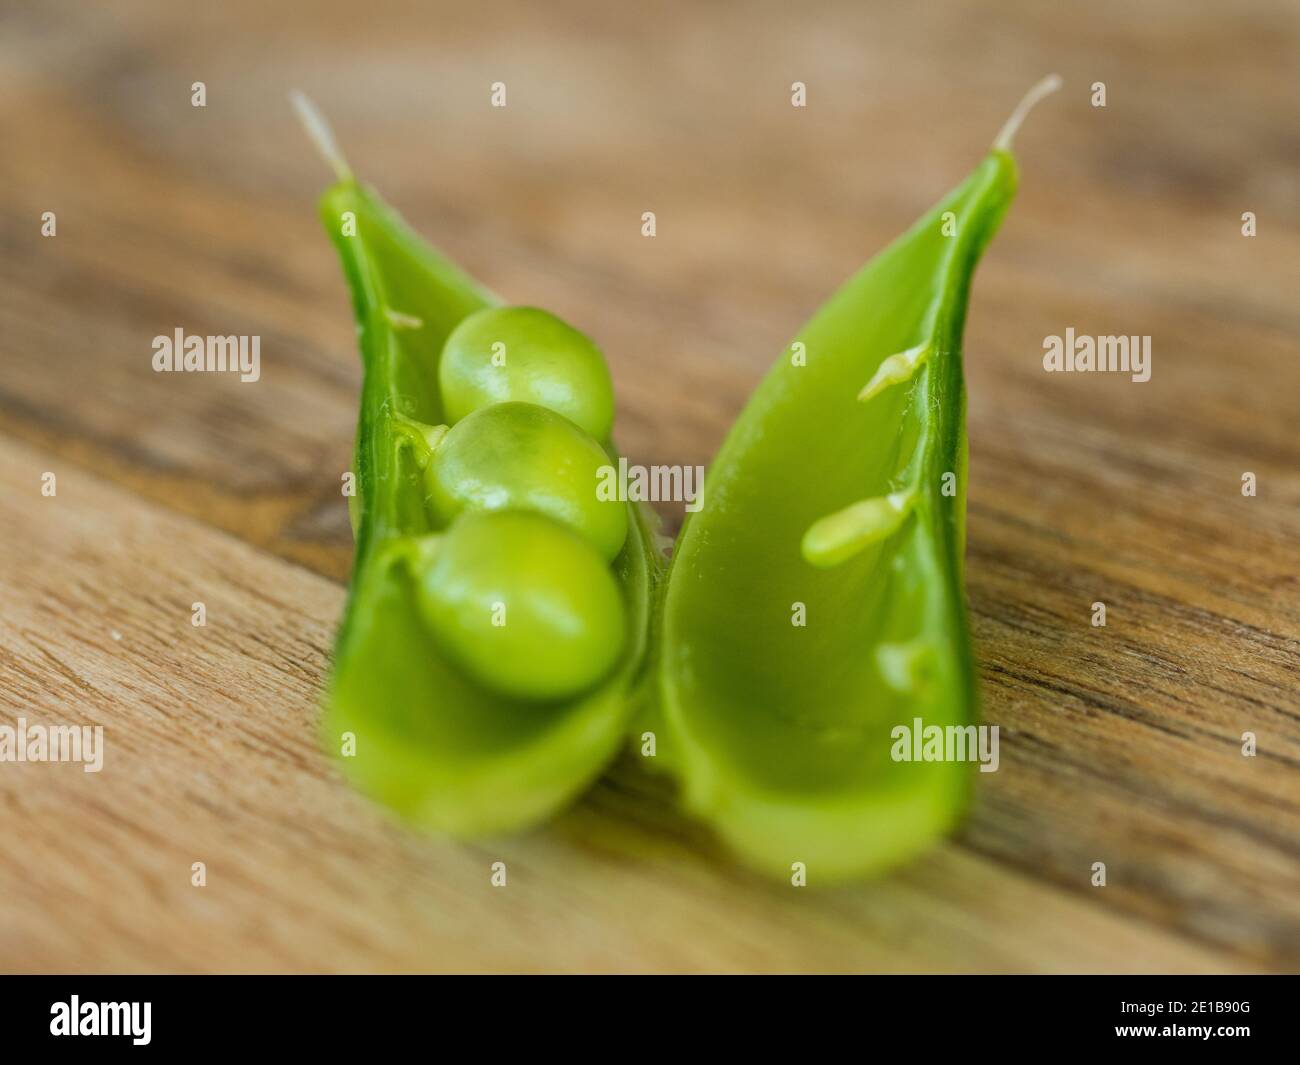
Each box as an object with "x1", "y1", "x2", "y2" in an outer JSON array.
[{"x1": 1, "y1": 0, "x2": 1298, "y2": 973}]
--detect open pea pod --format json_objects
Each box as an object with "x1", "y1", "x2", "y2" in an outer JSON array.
[
  {"x1": 299, "y1": 99, "x2": 660, "y2": 834},
  {"x1": 654, "y1": 79, "x2": 1059, "y2": 881}
]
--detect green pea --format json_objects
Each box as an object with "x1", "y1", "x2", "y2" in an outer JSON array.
[
  {"x1": 414, "y1": 510, "x2": 626, "y2": 702},
  {"x1": 426, "y1": 401, "x2": 627, "y2": 562},
  {"x1": 439, "y1": 306, "x2": 615, "y2": 440}
]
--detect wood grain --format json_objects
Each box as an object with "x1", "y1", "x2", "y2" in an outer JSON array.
[{"x1": 0, "y1": 0, "x2": 1297, "y2": 972}]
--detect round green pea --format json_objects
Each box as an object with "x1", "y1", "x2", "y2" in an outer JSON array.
[
  {"x1": 415, "y1": 510, "x2": 626, "y2": 702},
  {"x1": 439, "y1": 306, "x2": 615, "y2": 440},
  {"x1": 427, "y1": 402, "x2": 628, "y2": 562}
]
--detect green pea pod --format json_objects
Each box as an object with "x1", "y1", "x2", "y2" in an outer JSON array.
[
  {"x1": 654, "y1": 78, "x2": 1060, "y2": 881},
  {"x1": 297, "y1": 97, "x2": 661, "y2": 834}
]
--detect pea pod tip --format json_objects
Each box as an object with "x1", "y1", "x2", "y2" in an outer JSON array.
[
  {"x1": 992, "y1": 74, "x2": 1062, "y2": 153},
  {"x1": 290, "y1": 89, "x2": 354, "y2": 183}
]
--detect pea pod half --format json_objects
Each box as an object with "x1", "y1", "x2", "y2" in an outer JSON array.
[
  {"x1": 297, "y1": 96, "x2": 662, "y2": 835},
  {"x1": 653, "y1": 78, "x2": 1060, "y2": 881}
]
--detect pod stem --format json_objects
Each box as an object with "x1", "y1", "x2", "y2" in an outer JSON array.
[
  {"x1": 992, "y1": 74, "x2": 1062, "y2": 153},
  {"x1": 801, "y1": 490, "x2": 916, "y2": 568},
  {"x1": 290, "y1": 89, "x2": 354, "y2": 183},
  {"x1": 390, "y1": 411, "x2": 449, "y2": 469},
  {"x1": 858, "y1": 343, "x2": 930, "y2": 403},
  {"x1": 378, "y1": 532, "x2": 444, "y2": 577}
]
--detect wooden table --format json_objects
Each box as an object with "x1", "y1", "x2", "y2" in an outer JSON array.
[{"x1": 1, "y1": 0, "x2": 1297, "y2": 973}]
